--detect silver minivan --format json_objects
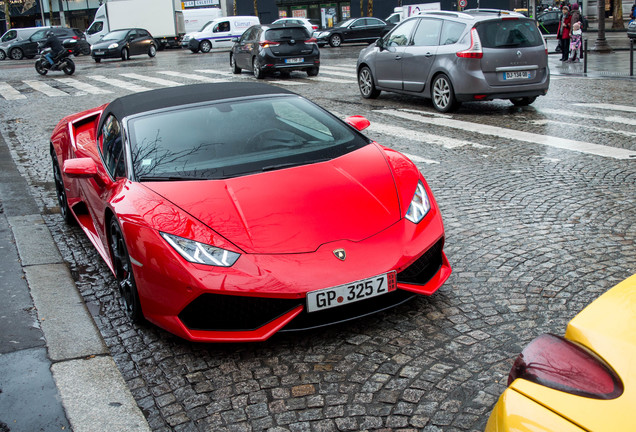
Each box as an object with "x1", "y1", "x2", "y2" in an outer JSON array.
[
  {"x1": 0, "y1": 26, "x2": 50, "y2": 60},
  {"x1": 357, "y1": 10, "x2": 549, "y2": 112}
]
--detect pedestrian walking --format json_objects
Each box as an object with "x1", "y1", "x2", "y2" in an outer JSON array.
[{"x1": 557, "y1": 5, "x2": 571, "y2": 61}]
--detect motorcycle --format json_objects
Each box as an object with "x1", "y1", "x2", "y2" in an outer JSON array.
[{"x1": 34, "y1": 39, "x2": 76, "y2": 76}]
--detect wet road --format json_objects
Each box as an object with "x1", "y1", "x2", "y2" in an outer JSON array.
[{"x1": 0, "y1": 46, "x2": 634, "y2": 431}]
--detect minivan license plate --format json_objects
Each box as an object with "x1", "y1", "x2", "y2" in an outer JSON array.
[
  {"x1": 285, "y1": 58, "x2": 303, "y2": 64},
  {"x1": 306, "y1": 272, "x2": 397, "y2": 313},
  {"x1": 504, "y1": 71, "x2": 530, "y2": 80}
]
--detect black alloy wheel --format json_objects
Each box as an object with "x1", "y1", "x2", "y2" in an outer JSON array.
[
  {"x1": 61, "y1": 58, "x2": 75, "y2": 75},
  {"x1": 50, "y1": 147, "x2": 75, "y2": 225},
  {"x1": 148, "y1": 44, "x2": 157, "y2": 57},
  {"x1": 121, "y1": 47, "x2": 129, "y2": 61},
  {"x1": 35, "y1": 59, "x2": 48, "y2": 75},
  {"x1": 328, "y1": 34, "x2": 342, "y2": 47},
  {"x1": 109, "y1": 218, "x2": 143, "y2": 322}
]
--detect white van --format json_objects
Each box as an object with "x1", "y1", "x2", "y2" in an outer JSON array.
[
  {"x1": 0, "y1": 26, "x2": 50, "y2": 60},
  {"x1": 182, "y1": 16, "x2": 260, "y2": 53},
  {"x1": 183, "y1": 8, "x2": 224, "y2": 34}
]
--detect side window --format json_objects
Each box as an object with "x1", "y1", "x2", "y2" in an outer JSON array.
[
  {"x1": 240, "y1": 27, "x2": 255, "y2": 42},
  {"x1": 214, "y1": 21, "x2": 230, "y2": 33},
  {"x1": 1, "y1": 30, "x2": 17, "y2": 42},
  {"x1": 367, "y1": 18, "x2": 384, "y2": 27},
  {"x1": 127, "y1": 30, "x2": 137, "y2": 40},
  {"x1": 440, "y1": 21, "x2": 466, "y2": 45},
  {"x1": 351, "y1": 19, "x2": 364, "y2": 28},
  {"x1": 412, "y1": 18, "x2": 443, "y2": 46},
  {"x1": 101, "y1": 115, "x2": 126, "y2": 179},
  {"x1": 386, "y1": 18, "x2": 418, "y2": 47},
  {"x1": 138, "y1": 29, "x2": 149, "y2": 38}
]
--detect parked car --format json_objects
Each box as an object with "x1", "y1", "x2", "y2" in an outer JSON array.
[
  {"x1": 628, "y1": 19, "x2": 636, "y2": 39},
  {"x1": 0, "y1": 26, "x2": 51, "y2": 60},
  {"x1": 271, "y1": 17, "x2": 320, "y2": 35},
  {"x1": 183, "y1": 16, "x2": 260, "y2": 53},
  {"x1": 50, "y1": 82, "x2": 452, "y2": 342},
  {"x1": 536, "y1": 10, "x2": 561, "y2": 34},
  {"x1": 230, "y1": 24, "x2": 320, "y2": 78},
  {"x1": 356, "y1": 10, "x2": 550, "y2": 112},
  {"x1": 314, "y1": 17, "x2": 392, "y2": 47},
  {"x1": 91, "y1": 28, "x2": 157, "y2": 62},
  {"x1": 5, "y1": 27, "x2": 90, "y2": 60},
  {"x1": 486, "y1": 274, "x2": 636, "y2": 431}
]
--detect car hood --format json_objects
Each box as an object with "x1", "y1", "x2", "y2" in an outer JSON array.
[
  {"x1": 144, "y1": 144, "x2": 402, "y2": 254},
  {"x1": 92, "y1": 38, "x2": 122, "y2": 48}
]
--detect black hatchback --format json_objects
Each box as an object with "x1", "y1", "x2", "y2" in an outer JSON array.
[
  {"x1": 8, "y1": 27, "x2": 90, "y2": 60},
  {"x1": 91, "y1": 28, "x2": 157, "y2": 62},
  {"x1": 230, "y1": 24, "x2": 320, "y2": 79}
]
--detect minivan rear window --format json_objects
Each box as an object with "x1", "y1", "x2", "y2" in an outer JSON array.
[
  {"x1": 476, "y1": 20, "x2": 543, "y2": 48},
  {"x1": 265, "y1": 28, "x2": 309, "y2": 41}
]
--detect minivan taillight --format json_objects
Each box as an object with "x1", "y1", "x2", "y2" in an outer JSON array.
[
  {"x1": 260, "y1": 40, "x2": 280, "y2": 48},
  {"x1": 508, "y1": 334, "x2": 624, "y2": 400},
  {"x1": 456, "y1": 28, "x2": 483, "y2": 59}
]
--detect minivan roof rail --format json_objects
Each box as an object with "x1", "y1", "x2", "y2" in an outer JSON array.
[
  {"x1": 463, "y1": 9, "x2": 525, "y2": 17},
  {"x1": 418, "y1": 10, "x2": 474, "y2": 19}
]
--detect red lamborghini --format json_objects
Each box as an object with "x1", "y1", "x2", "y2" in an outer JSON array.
[{"x1": 50, "y1": 82, "x2": 451, "y2": 342}]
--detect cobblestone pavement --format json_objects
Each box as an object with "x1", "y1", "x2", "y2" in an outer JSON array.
[{"x1": 0, "y1": 47, "x2": 634, "y2": 431}]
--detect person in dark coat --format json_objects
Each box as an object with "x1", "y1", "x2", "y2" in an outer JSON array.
[
  {"x1": 557, "y1": 5, "x2": 572, "y2": 61},
  {"x1": 41, "y1": 30, "x2": 65, "y2": 65}
]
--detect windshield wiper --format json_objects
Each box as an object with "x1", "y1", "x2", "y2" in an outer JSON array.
[
  {"x1": 138, "y1": 175, "x2": 200, "y2": 182},
  {"x1": 262, "y1": 158, "x2": 330, "y2": 172}
]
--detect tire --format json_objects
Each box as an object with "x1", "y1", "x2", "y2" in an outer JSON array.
[
  {"x1": 0, "y1": 50, "x2": 5, "y2": 60},
  {"x1": 358, "y1": 66, "x2": 380, "y2": 99},
  {"x1": 148, "y1": 44, "x2": 157, "y2": 57},
  {"x1": 35, "y1": 59, "x2": 48, "y2": 75},
  {"x1": 189, "y1": 46, "x2": 199, "y2": 54},
  {"x1": 252, "y1": 57, "x2": 264, "y2": 79},
  {"x1": 431, "y1": 74, "x2": 459, "y2": 113},
  {"x1": 328, "y1": 34, "x2": 342, "y2": 47},
  {"x1": 10, "y1": 48, "x2": 24, "y2": 60},
  {"x1": 230, "y1": 53, "x2": 241, "y2": 74},
  {"x1": 94, "y1": 57, "x2": 101, "y2": 63},
  {"x1": 50, "y1": 147, "x2": 75, "y2": 225},
  {"x1": 510, "y1": 96, "x2": 537, "y2": 106},
  {"x1": 306, "y1": 66, "x2": 319, "y2": 77},
  {"x1": 121, "y1": 47, "x2": 129, "y2": 61},
  {"x1": 109, "y1": 218, "x2": 143, "y2": 323},
  {"x1": 62, "y1": 58, "x2": 75, "y2": 75},
  {"x1": 80, "y1": 44, "x2": 91, "y2": 56},
  {"x1": 200, "y1": 40, "x2": 212, "y2": 53}
]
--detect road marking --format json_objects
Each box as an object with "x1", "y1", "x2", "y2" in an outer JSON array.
[
  {"x1": 120, "y1": 73, "x2": 182, "y2": 87},
  {"x1": 195, "y1": 69, "x2": 238, "y2": 78},
  {"x1": 401, "y1": 152, "x2": 440, "y2": 165},
  {"x1": 321, "y1": 65, "x2": 357, "y2": 73},
  {"x1": 377, "y1": 109, "x2": 636, "y2": 160},
  {"x1": 54, "y1": 78, "x2": 112, "y2": 95},
  {"x1": 23, "y1": 80, "x2": 69, "y2": 97},
  {"x1": 367, "y1": 122, "x2": 491, "y2": 150},
  {"x1": 88, "y1": 75, "x2": 152, "y2": 93},
  {"x1": 309, "y1": 75, "x2": 354, "y2": 84},
  {"x1": 157, "y1": 70, "x2": 226, "y2": 83},
  {"x1": 528, "y1": 119, "x2": 636, "y2": 138},
  {"x1": 0, "y1": 83, "x2": 26, "y2": 100},
  {"x1": 573, "y1": 103, "x2": 636, "y2": 113},
  {"x1": 539, "y1": 108, "x2": 636, "y2": 126},
  {"x1": 319, "y1": 67, "x2": 357, "y2": 79}
]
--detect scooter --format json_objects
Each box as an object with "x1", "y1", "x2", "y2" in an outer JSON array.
[{"x1": 34, "y1": 39, "x2": 76, "y2": 76}]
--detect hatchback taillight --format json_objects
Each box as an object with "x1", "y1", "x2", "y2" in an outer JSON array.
[
  {"x1": 456, "y1": 28, "x2": 483, "y2": 59},
  {"x1": 509, "y1": 334, "x2": 623, "y2": 400},
  {"x1": 260, "y1": 40, "x2": 280, "y2": 48},
  {"x1": 305, "y1": 37, "x2": 317, "y2": 44},
  {"x1": 72, "y1": 36, "x2": 79, "y2": 40},
  {"x1": 312, "y1": 25, "x2": 319, "y2": 30}
]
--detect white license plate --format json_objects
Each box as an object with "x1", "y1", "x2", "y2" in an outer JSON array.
[
  {"x1": 504, "y1": 71, "x2": 530, "y2": 80},
  {"x1": 306, "y1": 272, "x2": 397, "y2": 313},
  {"x1": 285, "y1": 58, "x2": 303, "y2": 64}
]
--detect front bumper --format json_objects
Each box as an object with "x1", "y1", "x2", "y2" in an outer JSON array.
[
  {"x1": 123, "y1": 194, "x2": 450, "y2": 342},
  {"x1": 91, "y1": 47, "x2": 121, "y2": 60}
]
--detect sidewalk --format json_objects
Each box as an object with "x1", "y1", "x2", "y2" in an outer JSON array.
[{"x1": 0, "y1": 131, "x2": 151, "y2": 431}]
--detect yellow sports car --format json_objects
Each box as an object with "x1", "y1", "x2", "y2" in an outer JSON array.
[{"x1": 486, "y1": 273, "x2": 636, "y2": 431}]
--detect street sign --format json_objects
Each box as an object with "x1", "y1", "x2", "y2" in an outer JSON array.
[{"x1": 459, "y1": 0, "x2": 467, "y2": 7}]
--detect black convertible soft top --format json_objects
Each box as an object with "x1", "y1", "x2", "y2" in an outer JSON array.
[{"x1": 97, "y1": 82, "x2": 295, "y2": 135}]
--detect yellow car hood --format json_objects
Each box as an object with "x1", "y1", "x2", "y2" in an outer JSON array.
[{"x1": 511, "y1": 273, "x2": 636, "y2": 431}]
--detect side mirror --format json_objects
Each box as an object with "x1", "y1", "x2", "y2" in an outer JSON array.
[
  {"x1": 231, "y1": 37, "x2": 239, "y2": 43},
  {"x1": 63, "y1": 158, "x2": 98, "y2": 177},
  {"x1": 345, "y1": 115, "x2": 370, "y2": 132}
]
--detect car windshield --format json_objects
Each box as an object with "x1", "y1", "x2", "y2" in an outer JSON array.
[
  {"x1": 265, "y1": 28, "x2": 309, "y2": 40},
  {"x1": 476, "y1": 19, "x2": 543, "y2": 48},
  {"x1": 102, "y1": 30, "x2": 129, "y2": 41},
  {"x1": 128, "y1": 95, "x2": 370, "y2": 181},
  {"x1": 336, "y1": 19, "x2": 355, "y2": 28}
]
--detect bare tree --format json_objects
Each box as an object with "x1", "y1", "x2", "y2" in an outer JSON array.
[
  {"x1": 612, "y1": 0, "x2": 624, "y2": 29},
  {"x1": 360, "y1": 0, "x2": 365, "y2": 16},
  {"x1": 367, "y1": 0, "x2": 373, "y2": 17}
]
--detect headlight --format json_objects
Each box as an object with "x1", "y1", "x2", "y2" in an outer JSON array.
[
  {"x1": 405, "y1": 181, "x2": 431, "y2": 224},
  {"x1": 161, "y1": 232, "x2": 240, "y2": 267},
  {"x1": 108, "y1": 43, "x2": 119, "y2": 49}
]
